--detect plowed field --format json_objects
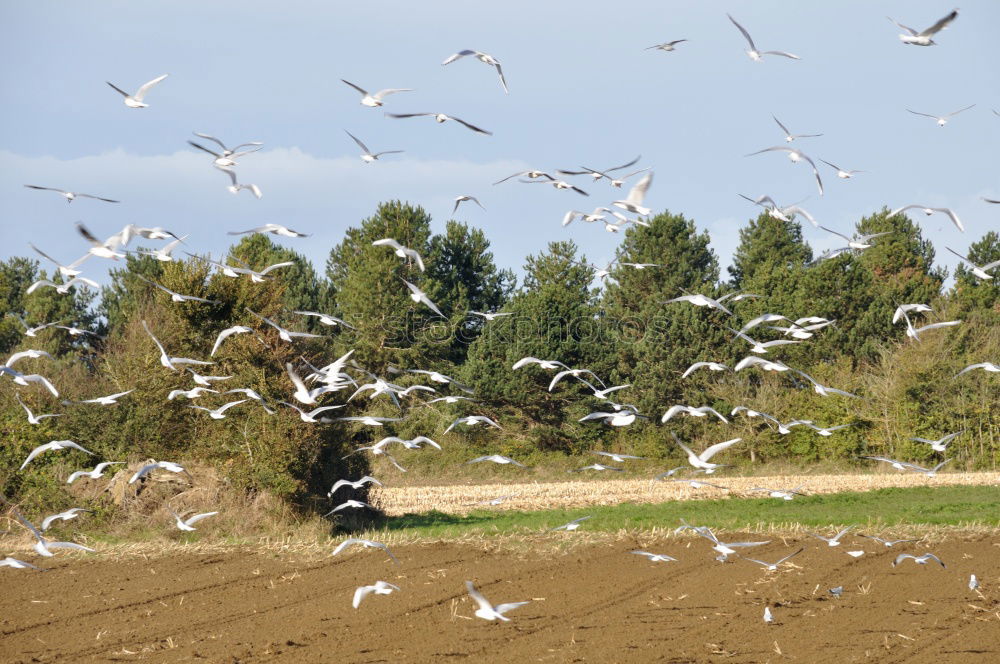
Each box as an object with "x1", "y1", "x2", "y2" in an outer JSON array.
[{"x1": 3, "y1": 535, "x2": 997, "y2": 663}]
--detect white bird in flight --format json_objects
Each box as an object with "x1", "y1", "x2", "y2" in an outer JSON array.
[
  {"x1": 29, "y1": 243, "x2": 92, "y2": 278},
  {"x1": 630, "y1": 550, "x2": 677, "y2": 563},
  {"x1": 466, "y1": 454, "x2": 524, "y2": 467},
  {"x1": 442, "y1": 50, "x2": 508, "y2": 93},
  {"x1": 773, "y1": 116, "x2": 821, "y2": 142},
  {"x1": 15, "y1": 512, "x2": 96, "y2": 557},
  {"x1": 142, "y1": 320, "x2": 214, "y2": 372},
  {"x1": 373, "y1": 238, "x2": 425, "y2": 271},
  {"x1": 187, "y1": 140, "x2": 260, "y2": 168},
  {"x1": 294, "y1": 310, "x2": 355, "y2": 328},
  {"x1": 447, "y1": 416, "x2": 502, "y2": 433},
  {"x1": 666, "y1": 292, "x2": 732, "y2": 316},
  {"x1": 328, "y1": 475, "x2": 383, "y2": 498},
  {"x1": 331, "y1": 538, "x2": 398, "y2": 563},
  {"x1": 672, "y1": 434, "x2": 740, "y2": 474},
  {"x1": 218, "y1": 167, "x2": 262, "y2": 199},
  {"x1": 955, "y1": 362, "x2": 999, "y2": 378},
  {"x1": 741, "y1": 548, "x2": 804, "y2": 571},
  {"x1": 612, "y1": 172, "x2": 653, "y2": 215},
  {"x1": 911, "y1": 431, "x2": 963, "y2": 453},
  {"x1": 19, "y1": 439, "x2": 94, "y2": 470},
  {"x1": 453, "y1": 195, "x2": 485, "y2": 215},
  {"x1": 40, "y1": 508, "x2": 92, "y2": 532},
  {"x1": 279, "y1": 400, "x2": 344, "y2": 423},
  {"x1": 67, "y1": 461, "x2": 125, "y2": 484},
  {"x1": 402, "y1": 279, "x2": 445, "y2": 317},
  {"x1": 345, "y1": 129, "x2": 404, "y2": 163},
  {"x1": 907, "y1": 104, "x2": 975, "y2": 127},
  {"x1": 247, "y1": 309, "x2": 322, "y2": 342},
  {"x1": 0, "y1": 366, "x2": 59, "y2": 396},
  {"x1": 0, "y1": 557, "x2": 44, "y2": 571},
  {"x1": 353, "y1": 581, "x2": 401, "y2": 608},
  {"x1": 386, "y1": 112, "x2": 493, "y2": 135},
  {"x1": 819, "y1": 159, "x2": 865, "y2": 180},
  {"x1": 228, "y1": 224, "x2": 309, "y2": 238},
  {"x1": 889, "y1": 204, "x2": 964, "y2": 231},
  {"x1": 15, "y1": 393, "x2": 61, "y2": 424},
  {"x1": 136, "y1": 275, "x2": 219, "y2": 305},
  {"x1": 106, "y1": 74, "x2": 168, "y2": 108},
  {"x1": 24, "y1": 184, "x2": 119, "y2": 204},
  {"x1": 129, "y1": 460, "x2": 190, "y2": 484},
  {"x1": 746, "y1": 146, "x2": 823, "y2": 195},
  {"x1": 661, "y1": 404, "x2": 729, "y2": 424},
  {"x1": 793, "y1": 370, "x2": 860, "y2": 398},
  {"x1": 66, "y1": 389, "x2": 135, "y2": 406},
  {"x1": 168, "y1": 509, "x2": 218, "y2": 531},
  {"x1": 727, "y1": 14, "x2": 800, "y2": 61},
  {"x1": 681, "y1": 361, "x2": 730, "y2": 378},
  {"x1": 946, "y1": 247, "x2": 999, "y2": 280},
  {"x1": 893, "y1": 553, "x2": 945, "y2": 568},
  {"x1": 892, "y1": 303, "x2": 932, "y2": 325},
  {"x1": 465, "y1": 581, "x2": 529, "y2": 622},
  {"x1": 340, "y1": 79, "x2": 412, "y2": 107},
  {"x1": 550, "y1": 516, "x2": 591, "y2": 531},
  {"x1": 888, "y1": 10, "x2": 958, "y2": 46},
  {"x1": 187, "y1": 399, "x2": 247, "y2": 420},
  {"x1": 808, "y1": 526, "x2": 854, "y2": 547},
  {"x1": 210, "y1": 325, "x2": 256, "y2": 356},
  {"x1": 645, "y1": 40, "x2": 688, "y2": 52}
]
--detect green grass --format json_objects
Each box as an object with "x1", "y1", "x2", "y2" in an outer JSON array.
[{"x1": 377, "y1": 485, "x2": 1000, "y2": 537}]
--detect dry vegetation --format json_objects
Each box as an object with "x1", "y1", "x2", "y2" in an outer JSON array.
[{"x1": 370, "y1": 471, "x2": 1000, "y2": 515}]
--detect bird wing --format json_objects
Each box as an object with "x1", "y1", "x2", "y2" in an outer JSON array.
[
  {"x1": 760, "y1": 51, "x2": 800, "y2": 59},
  {"x1": 699, "y1": 438, "x2": 741, "y2": 462},
  {"x1": 187, "y1": 140, "x2": 222, "y2": 158},
  {"x1": 906, "y1": 109, "x2": 938, "y2": 119},
  {"x1": 493, "y1": 63, "x2": 508, "y2": 93},
  {"x1": 772, "y1": 116, "x2": 791, "y2": 136},
  {"x1": 373, "y1": 88, "x2": 413, "y2": 100},
  {"x1": 465, "y1": 581, "x2": 493, "y2": 611},
  {"x1": 928, "y1": 208, "x2": 963, "y2": 232},
  {"x1": 340, "y1": 79, "x2": 368, "y2": 95},
  {"x1": 106, "y1": 81, "x2": 130, "y2": 97},
  {"x1": 920, "y1": 9, "x2": 958, "y2": 37},
  {"x1": 133, "y1": 74, "x2": 168, "y2": 101},
  {"x1": 451, "y1": 116, "x2": 493, "y2": 135},
  {"x1": 623, "y1": 172, "x2": 652, "y2": 206},
  {"x1": 818, "y1": 225, "x2": 851, "y2": 243},
  {"x1": 353, "y1": 585, "x2": 374, "y2": 608},
  {"x1": 727, "y1": 14, "x2": 756, "y2": 50},
  {"x1": 344, "y1": 130, "x2": 370, "y2": 153},
  {"x1": 441, "y1": 50, "x2": 475, "y2": 65},
  {"x1": 193, "y1": 132, "x2": 229, "y2": 151},
  {"x1": 184, "y1": 512, "x2": 219, "y2": 526}
]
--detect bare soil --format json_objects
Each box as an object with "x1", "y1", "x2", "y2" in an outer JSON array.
[{"x1": 2, "y1": 535, "x2": 998, "y2": 663}]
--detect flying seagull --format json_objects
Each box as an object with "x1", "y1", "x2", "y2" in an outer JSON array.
[
  {"x1": 671, "y1": 433, "x2": 740, "y2": 473},
  {"x1": 465, "y1": 580, "x2": 529, "y2": 622},
  {"x1": 373, "y1": 238, "x2": 425, "y2": 271},
  {"x1": 549, "y1": 516, "x2": 591, "y2": 532},
  {"x1": 646, "y1": 40, "x2": 688, "y2": 52},
  {"x1": 819, "y1": 159, "x2": 865, "y2": 179},
  {"x1": 192, "y1": 132, "x2": 262, "y2": 157},
  {"x1": 218, "y1": 167, "x2": 262, "y2": 199},
  {"x1": 168, "y1": 509, "x2": 218, "y2": 531},
  {"x1": 612, "y1": 172, "x2": 653, "y2": 215},
  {"x1": 345, "y1": 129, "x2": 403, "y2": 163},
  {"x1": 955, "y1": 362, "x2": 999, "y2": 378},
  {"x1": 893, "y1": 553, "x2": 945, "y2": 568},
  {"x1": 911, "y1": 431, "x2": 964, "y2": 453},
  {"x1": 773, "y1": 116, "x2": 821, "y2": 142},
  {"x1": 247, "y1": 309, "x2": 322, "y2": 342},
  {"x1": 945, "y1": 247, "x2": 999, "y2": 280},
  {"x1": 402, "y1": 279, "x2": 445, "y2": 317},
  {"x1": 630, "y1": 550, "x2": 677, "y2": 562},
  {"x1": 187, "y1": 140, "x2": 260, "y2": 168},
  {"x1": 15, "y1": 393, "x2": 61, "y2": 424},
  {"x1": 40, "y1": 507, "x2": 92, "y2": 532},
  {"x1": 448, "y1": 416, "x2": 502, "y2": 433},
  {"x1": 106, "y1": 74, "x2": 168, "y2": 108},
  {"x1": 353, "y1": 581, "x2": 401, "y2": 608},
  {"x1": 385, "y1": 112, "x2": 492, "y2": 135},
  {"x1": 0, "y1": 557, "x2": 44, "y2": 571},
  {"x1": 907, "y1": 104, "x2": 975, "y2": 127},
  {"x1": 740, "y1": 548, "x2": 805, "y2": 571},
  {"x1": 67, "y1": 461, "x2": 125, "y2": 484},
  {"x1": 666, "y1": 292, "x2": 732, "y2": 315},
  {"x1": 24, "y1": 185, "x2": 118, "y2": 204},
  {"x1": 141, "y1": 320, "x2": 214, "y2": 371},
  {"x1": 14, "y1": 512, "x2": 96, "y2": 557},
  {"x1": 441, "y1": 50, "x2": 508, "y2": 93},
  {"x1": 294, "y1": 310, "x2": 355, "y2": 328},
  {"x1": 746, "y1": 146, "x2": 823, "y2": 195},
  {"x1": 340, "y1": 79, "x2": 412, "y2": 107},
  {"x1": 453, "y1": 195, "x2": 485, "y2": 215},
  {"x1": 681, "y1": 361, "x2": 730, "y2": 378},
  {"x1": 328, "y1": 475, "x2": 383, "y2": 498},
  {"x1": 727, "y1": 14, "x2": 800, "y2": 61},
  {"x1": 210, "y1": 325, "x2": 257, "y2": 356},
  {"x1": 808, "y1": 526, "x2": 854, "y2": 547},
  {"x1": 466, "y1": 454, "x2": 523, "y2": 466},
  {"x1": 227, "y1": 224, "x2": 309, "y2": 238},
  {"x1": 168, "y1": 386, "x2": 218, "y2": 401},
  {"x1": 129, "y1": 460, "x2": 190, "y2": 484},
  {"x1": 66, "y1": 389, "x2": 135, "y2": 406},
  {"x1": 135, "y1": 275, "x2": 219, "y2": 305},
  {"x1": 888, "y1": 10, "x2": 958, "y2": 46},
  {"x1": 187, "y1": 399, "x2": 247, "y2": 420},
  {"x1": 19, "y1": 440, "x2": 94, "y2": 470},
  {"x1": 331, "y1": 538, "x2": 398, "y2": 563},
  {"x1": 873, "y1": 200, "x2": 968, "y2": 236}
]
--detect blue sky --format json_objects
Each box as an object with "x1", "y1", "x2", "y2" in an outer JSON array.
[{"x1": 2, "y1": 1, "x2": 997, "y2": 289}]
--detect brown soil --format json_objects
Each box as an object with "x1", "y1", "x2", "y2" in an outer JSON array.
[{"x1": 2, "y1": 535, "x2": 997, "y2": 663}]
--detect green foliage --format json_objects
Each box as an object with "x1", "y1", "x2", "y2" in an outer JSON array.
[{"x1": 951, "y1": 231, "x2": 1000, "y2": 318}]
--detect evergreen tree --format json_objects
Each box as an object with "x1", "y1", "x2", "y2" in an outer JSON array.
[{"x1": 951, "y1": 231, "x2": 1000, "y2": 317}]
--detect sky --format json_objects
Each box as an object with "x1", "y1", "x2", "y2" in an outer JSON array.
[{"x1": 1, "y1": 1, "x2": 998, "y2": 292}]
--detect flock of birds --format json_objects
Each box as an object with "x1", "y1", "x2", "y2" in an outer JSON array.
[{"x1": 1, "y1": 7, "x2": 996, "y2": 633}]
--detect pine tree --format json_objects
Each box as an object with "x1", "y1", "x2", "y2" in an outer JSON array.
[{"x1": 951, "y1": 231, "x2": 1000, "y2": 317}]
